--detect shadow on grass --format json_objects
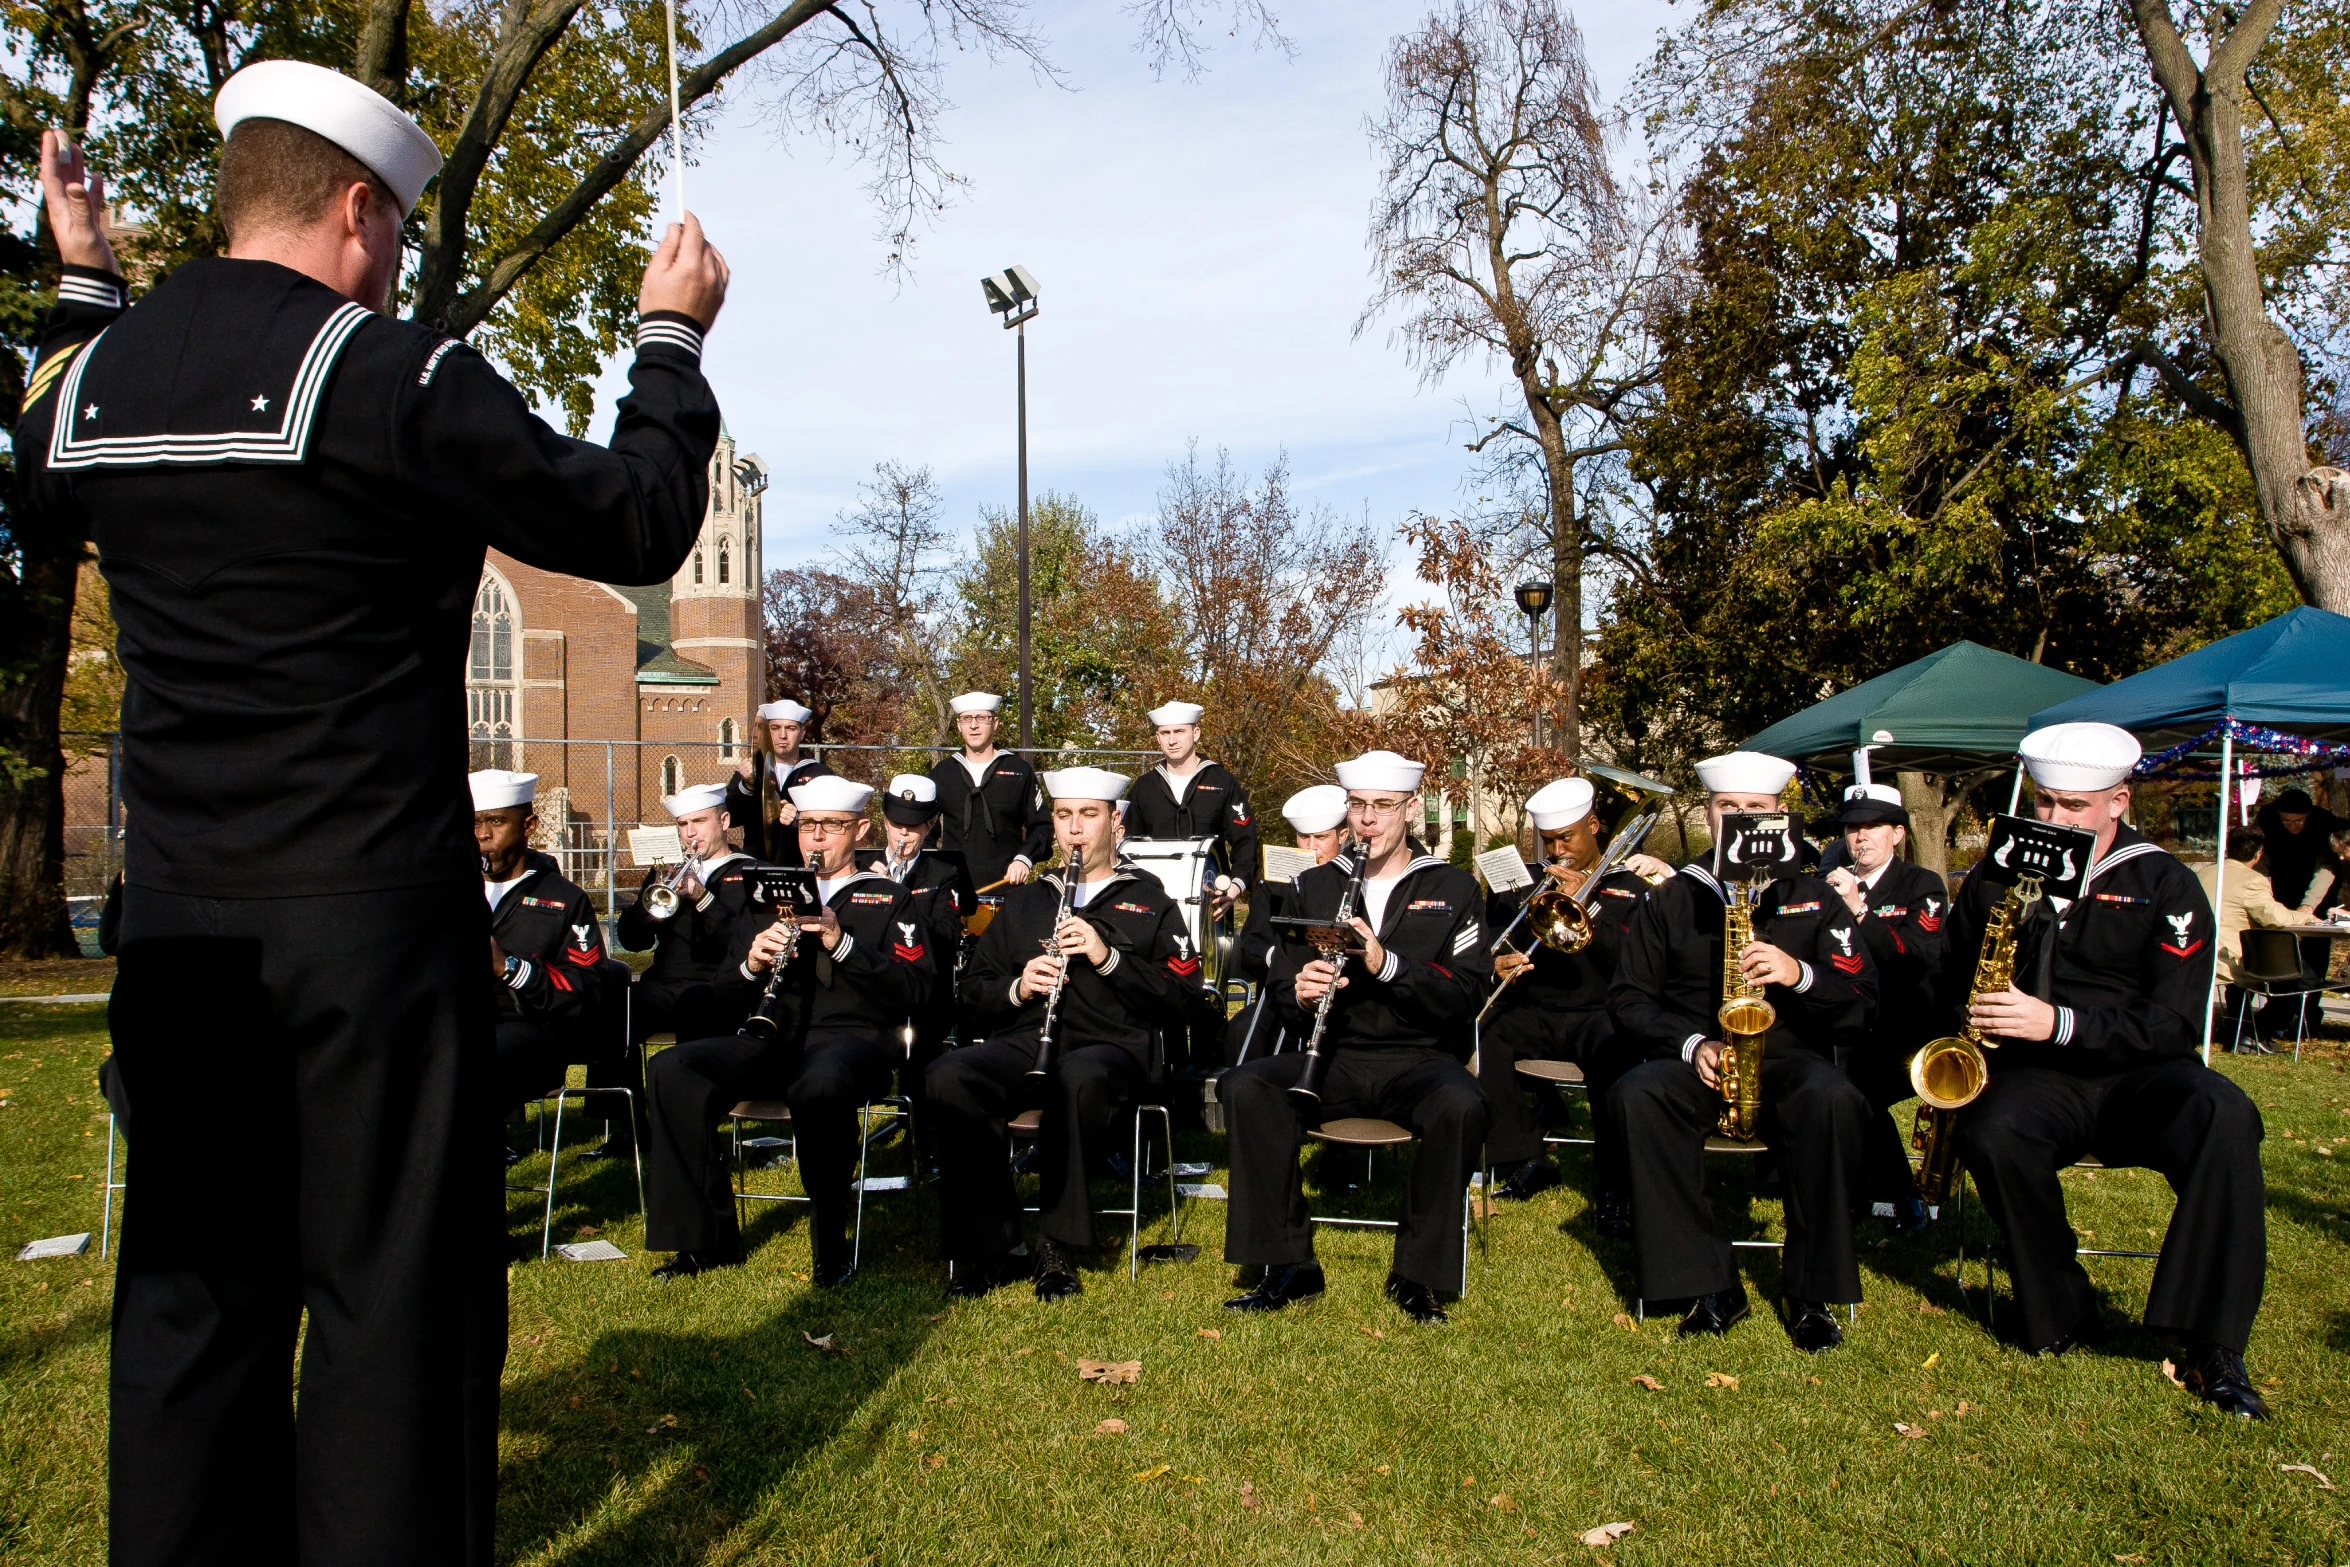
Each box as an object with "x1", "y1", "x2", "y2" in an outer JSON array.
[{"x1": 0, "y1": 1297, "x2": 111, "y2": 1379}]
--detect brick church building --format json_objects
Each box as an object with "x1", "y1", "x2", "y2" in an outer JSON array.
[{"x1": 466, "y1": 428, "x2": 768, "y2": 829}]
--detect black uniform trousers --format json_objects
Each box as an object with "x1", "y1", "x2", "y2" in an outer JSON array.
[
  {"x1": 1222, "y1": 1047, "x2": 1488, "y2": 1294},
  {"x1": 1476, "y1": 1002, "x2": 1640, "y2": 1194},
  {"x1": 496, "y1": 1019, "x2": 568, "y2": 1118},
  {"x1": 108, "y1": 880, "x2": 503, "y2": 1567},
  {"x1": 927, "y1": 1036, "x2": 1150, "y2": 1260},
  {"x1": 1844, "y1": 1049, "x2": 1924, "y2": 1208},
  {"x1": 602, "y1": 979, "x2": 727, "y2": 1150},
  {"x1": 1960, "y1": 1059, "x2": 2266, "y2": 1352},
  {"x1": 1610, "y1": 1048, "x2": 1870, "y2": 1304},
  {"x1": 643, "y1": 1027, "x2": 896, "y2": 1266}
]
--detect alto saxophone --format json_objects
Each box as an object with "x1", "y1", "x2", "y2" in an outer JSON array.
[
  {"x1": 1909, "y1": 872, "x2": 2042, "y2": 1204},
  {"x1": 1715, "y1": 876, "x2": 1776, "y2": 1141}
]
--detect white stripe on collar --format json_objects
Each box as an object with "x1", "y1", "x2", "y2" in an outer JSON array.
[
  {"x1": 1679, "y1": 862, "x2": 1724, "y2": 897},
  {"x1": 2082, "y1": 838, "x2": 2168, "y2": 889}
]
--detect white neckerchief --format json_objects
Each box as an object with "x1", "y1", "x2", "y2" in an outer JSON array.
[
  {"x1": 484, "y1": 870, "x2": 528, "y2": 909},
  {"x1": 957, "y1": 750, "x2": 996, "y2": 784}
]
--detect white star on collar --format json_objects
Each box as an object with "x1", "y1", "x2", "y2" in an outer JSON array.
[
  {"x1": 251, "y1": 394, "x2": 270, "y2": 412},
  {"x1": 81, "y1": 403, "x2": 98, "y2": 420}
]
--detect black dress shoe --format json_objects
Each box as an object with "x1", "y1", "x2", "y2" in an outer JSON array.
[
  {"x1": 1385, "y1": 1274, "x2": 1449, "y2": 1324},
  {"x1": 2176, "y1": 1340, "x2": 2270, "y2": 1419},
  {"x1": 1677, "y1": 1281, "x2": 1750, "y2": 1338},
  {"x1": 945, "y1": 1253, "x2": 1021, "y2": 1299},
  {"x1": 1887, "y1": 1195, "x2": 1931, "y2": 1235},
  {"x1": 651, "y1": 1249, "x2": 738, "y2": 1281},
  {"x1": 1496, "y1": 1157, "x2": 1562, "y2": 1202},
  {"x1": 1594, "y1": 1189, "x2": 1632, "y2": 1240},
  {"x1": 1224, "y1": 1262, "x2": 1327, "y2": 1312},
  {"x1": 2028, "y1": 1312, "x2": 2099, "y2": 1357},
  {"x1": 811, "y1": 1256, "x2": 858, "y2": 1289},
  {"x1": 1788, "y1": 1299, "x2": 1845, "y2": 1352},
  {"x1": 1032, "y1": 1238, "x2": 1082, "y2": 1301}
]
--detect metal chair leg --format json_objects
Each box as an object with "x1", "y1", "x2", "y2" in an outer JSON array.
[
  {"x1": 540, "y1": 1090, "x2": 566, "y2": 1260},
  {"x1": 1129, "y1": 1107, "x2": 1145, "y2": 1280},
  {"x1": 101, "y1": 1114, "x2": 118, "y2": 1259}
]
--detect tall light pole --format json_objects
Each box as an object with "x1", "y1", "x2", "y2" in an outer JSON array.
[
  {"x1": 1515, "y1": 579, "x2": 1553, "y2": 749},
  {"x1": 981, "y1": 265, "x2": 1041, "y2": 751}
]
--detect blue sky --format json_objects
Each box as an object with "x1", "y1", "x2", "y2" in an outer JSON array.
[{"x1": 650, "y1": 0, "x2": 1671, "y2": 607}]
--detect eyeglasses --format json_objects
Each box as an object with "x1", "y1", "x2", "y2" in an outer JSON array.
[
  {"x1": 1347, "y1": 796, "x2": 1416, "y2": 818},
  {"x1": 799, "y1": 818, "x2": 860, "y2": 836}
]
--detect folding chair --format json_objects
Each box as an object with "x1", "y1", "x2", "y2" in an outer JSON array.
[
  {"x1": 2227, "y1": 928, "x2": 2343, "y2": 1060},
  {"x1": 1962, "y1": 1155, "x2": 2159, "y2": 1331},
  {"x1": 1626, "y1": 1136, "x2": 1829, "y2": 1323},
  {"x1": 511, "y1": 960, "x2": 643, "y2": 1259},
  {"x1": 1304, "y1": 1117, "x2": 1484, "y2": 1294},
  {"x1": 1005, "y1": 1098, "x2": 1183, "y2": 1278},
  {"x1": 1513, "y1": 1057, "x2": 1595, "y2": 1149},
  {"x1": 729, "y1": 1094, "x2": 914, "y2": 1269}
]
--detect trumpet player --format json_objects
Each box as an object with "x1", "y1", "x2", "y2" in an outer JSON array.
[
  {"x1": 928, "y1": 768, "x2": 1197, "y2": 1300},
  {"x1": 725, "y1": 697, "x2": 834, "y2": 864},
  {"x1": 643, "y1": 775, "x2": 933, "y2": 1285},
  {"x1": 1947, "y1": 723, "x2": 2267, "y2": 1417},
  {"x1": 1480, "y1": 778, "x2": 1668, "y2": 1220},
  {"x1": 1822, "y1": 782, "x2": 1950, "y2": 1232},
  {"x1": 1607, "y1": 751, "x2": 1877, "y2": 1350},
  {"x1": 1221, "y1": 751, "x2": 1493, "y2": 1325}
]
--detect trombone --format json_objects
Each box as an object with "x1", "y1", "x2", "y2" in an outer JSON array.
[{"x1": 1477, "y1": 788, "x2": 1669, "y2": 1023}]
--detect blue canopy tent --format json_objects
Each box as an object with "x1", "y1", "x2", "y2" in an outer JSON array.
[{"x1": 2029, "y1": 605, "x2": 2350, "y2": 1058}]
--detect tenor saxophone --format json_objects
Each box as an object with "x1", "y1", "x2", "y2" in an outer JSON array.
[
  {"x1": 1715, "y1": 877, "x2": 1776, "y2": 1141},
  {"x1": 1909, "y1": 872, "x2": 2042, "y2": 1203}
]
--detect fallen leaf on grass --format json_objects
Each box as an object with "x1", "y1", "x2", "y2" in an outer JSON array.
[
  {"x1": 1196, "y1": 1328, "x2": 1222, "y2": 1341},
  {"x1": 1358, "y1": 1326, "x2": 1385, "y2": 1340},
  {"x1": 1921, "y1": 1352, "x2": 1940, "y2": 1371},
  {"x1": 1956, "y1": 1401, "x2": 1972, "y2": 1416},
  {"x1": 2114, "y1": 1554, "x2": 2147, "y2": 1563},
  {"x1": 1611, "y1": 1313, "x2": 1637, "y2": 1330},
  {"x1": 906, "y1": 1429, "x2": 922, "y2": 1444},
  {"x1": 801, "y1": 1331, "x2": 853, "y2": 1359},
  {"x1": 1630, "y1": 1375, "x2": 1662, "y2": 1391},
  {"x1": 1240, "y1": 1482, "x2": 1260, "y2": 1509},
  {"x1": 1704, "y1": 1372, "x2": 1739, "y2": 1389},
  {"x1": 923, "y1": 1453, "x2": 944, "y2": 1469},
  {"x1": 643, "y1": 1413, "x2": 680, "y2": 1434},
  {"x1": 1079, "y1": 1359, "x2": 1142, "y2": 1385},
  {"x1": 2160, "y1": 1359, "x2": 2187, "y2": 1389},
  {"x1": 2280, "y1": 1464, "x2": 2337, "y2": 1490},
  {"x1": 1348, "y1": 1510, "x2": 1365, "y2": 1529},
  {"x1": 1012, "y1": 1347, "x2": 1033, "y2": 1358},
  {"x1": 740, "y1": 1388, "x2": 755, "y2": 1402},
  {"x1": 1461, "y1": 1474, "x2": 1476, "y2": 1488},
  {"x1": 1807, "y1": 1376, "x2": 1822, "y2": 1386},
  {"x1": 1893, "y1": 1422, "x2": 1928, "y2": 1440},
  {"x1": 1133, "y1": 1463, "x2": 1172, "y2": 1483},
  {"x1": 1489, "y1": 1494, "x2": 1517, "y2": 1510},
  {"x1": 1579, "y1": 1521, "x2": 1634, "y2": 1547},
  {"x1": 1375, "y1": 1464, "x2": 1392, "y2": 1475},
  {"x1": 1096, "y1": 1419, "x2": 1129, "y2": 1436}
]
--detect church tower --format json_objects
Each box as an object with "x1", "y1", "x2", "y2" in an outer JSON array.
[{"x1": 668, "y1": 427, "x2": 768, "y2": 737}]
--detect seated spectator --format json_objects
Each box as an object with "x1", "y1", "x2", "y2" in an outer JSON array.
[{"x1": 2196, "y1": 828, "x2": 2316, "y2": 1040}]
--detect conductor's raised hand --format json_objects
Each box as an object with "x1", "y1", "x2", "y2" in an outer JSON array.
[
  {"x1": 640, "y1": 212, "x2": 729, "y2": 329},
  {"x1": 42, "y1": 130, "x2": 117, "y2": 275}
]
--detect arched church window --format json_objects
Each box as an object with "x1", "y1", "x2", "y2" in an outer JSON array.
[
  {"x1": 661, "y1": 755, "x2": 682, "y2": 797},
  {"x1": 693, "y1": 550, "x2": 704, "y2": 585},
  {"x1": 717, "y1": 539, "x2": 731, "y2": 585},
  {"x1": 467, "y1": 571, "x2": 519, "y2": 769},
  {"x1": 719, "y1": 717, "x2": 739, "y2": 760}
]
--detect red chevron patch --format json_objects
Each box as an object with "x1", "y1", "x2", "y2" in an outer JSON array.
[
  {"x1": 1167, "y1": 956, "x2": 1201, "y2": 976},
  {"x1": 891, "y1": 942, "x2": 927, "y2": 963},
  {"x1": 564, "y1": 943, "x2": 600, "y2": 965},
  {"x1": 1830, "y1": 953, "x2": 1864, "y2": 975},
  {"x1": 1917, "y1": 914, "x2": 1941, "y2": 932},
  {"x1": 2161, "y1": 940, "x2": 2204, "y2": 959}
]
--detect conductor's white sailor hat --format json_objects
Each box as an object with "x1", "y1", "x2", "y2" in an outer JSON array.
[
  {"x1": 214, "y1": 60, "x2": 445, "y2": 215},
  {"x1": 2020, "y1": 722, "x2": 2141, "y2": 792},
  {"x1": 663, "y1": 782, "x2": 728, "y2": 818},
  {"x1": 882, "y1": 773, "x2": 940, "y2": 826},
  {"x1": 756, "y1": 699, "x2": 812, "y2": 724},
  {"x1": 1148, "y1": 700, "x2": 1205, "y2": 727},
  {"x1": 1334, "y1": 750, "x2": 1425, "y2": 794},
  {"x1": 1525, "y1": 777, "x2": 1596, "y2": 833},
  {"x1": 468, "y1": 769, "x2": 537, "y2": 811},
  {"x1": 1695, "y1": 750, "x2": 1797, "y2": 797},
  {"x1": 949, "y1": 691, "x2": 1003, "y2": 716},
  {"x1": 1838, "y1": 782, "x2": 1909, "y2": 827},
  {"x1": 790, "y1": 775, "x2": 875, "y2": 814},
  {"x1": 1041, "y1": 767, "x2": 1131, "y2": 803},
  {"x1": 1281, "y1": 784, "x2": 1349, "y2": 835}
]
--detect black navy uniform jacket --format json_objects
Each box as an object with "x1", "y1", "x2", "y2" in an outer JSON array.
[
  {"x1": 1844, "y1": 857, "x2": 1950, "y2": 1050},
  {"x1": 488, "y1": 850, "x2": 608, "y2": 1041},
  {"x1": 724, "y1": 752, "x2": 834, "y2": 865},
  {"x1": 1485, "y1": 865, "x2": 1649, "y2": 1019},
  {"x1": 958, "y1": 862, "x2": 1200, "y2": 1064},
  {"x1": 1268, "y1": 854, "x2": 1493, "y2": 1058},
  {"x1": 930, "y1": 751, "x2": 1052, "y2": 888},
  {"x1": 858, "y1": 846, "x2": 975, "y2": 980},
  {"x1": 1125, "y1": 760, "x2": 1262, "y2": 891},
  {"x1": 617, "y1": 853, "x2": 757, "y2": 988},
  {"x1": 711, "y1": 871, "x2": 936, "y2": 1041},
  {"x1": 1610, "y1": 866, "x2": 1878, "y2": 1064},
  {"x1": 15, "y1": 259, "x2": 718, "y2": 897},
  {"x1": 1235, "y1": 870, "x2": 1303, "y2": 984},
  {"x1": 1938, "y1": 824, "x2": 2214, "y2": 1077}
]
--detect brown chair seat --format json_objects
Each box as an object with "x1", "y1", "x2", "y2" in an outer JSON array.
[
  {"x1": 1308, "y1": 1117, "x2": 1415, "y2": 1148},
  {"x1": 1514, "y1": 1059, "x2": 1585, "y2": 1086},
  {"x1": 1704, "y1": 1135, "x2": 1764, "y2": 1154},
  {"x1": 1008, "y1": 1108, "x2": 1045, "y2": 1135},
  {"x1": 644, "y1": 1032, "x2": 678, "y2": 1047},
  {"x1": 730, "y1": 1100, "x2": 792, "y2": 1122}
]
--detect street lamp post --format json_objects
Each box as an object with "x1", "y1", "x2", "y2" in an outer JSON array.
[
  {"x1": 981, "y1": 265, "x2": 1042, "y2": 751},
  {"x1": 1514, "y1": 579, "x2": 1554, "y2": 749}
]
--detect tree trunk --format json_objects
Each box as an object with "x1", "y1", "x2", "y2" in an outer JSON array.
[
  {"x1": 0, "y1": 547, "x2": 86, "y2": 957},
  {"x1": 1897, "y1": 771, "x2": 1953, "y2": 876}
]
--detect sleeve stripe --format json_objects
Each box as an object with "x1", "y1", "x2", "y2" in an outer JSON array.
[
  {"x1": 57, "y1": 276, "x2": 123, "y2": 308},
  {"x1": 636, "y1": 317, "x2": 705, "y2": 359}
]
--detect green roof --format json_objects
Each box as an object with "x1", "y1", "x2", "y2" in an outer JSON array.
[
  {"x1": 617, "y1": 581, "x2": 719, "y2": 684},
  {"x1": 1743, "y1": 641, "x2": 2099, "y2": 777}
]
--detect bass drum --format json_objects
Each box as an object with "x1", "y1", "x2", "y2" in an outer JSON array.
[{"x1": 1117, "y1": 837, "x2": 1231, "y2": 998}]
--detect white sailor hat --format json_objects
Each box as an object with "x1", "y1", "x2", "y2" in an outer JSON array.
[
  {"x1": 790, "y1": 775, "x2": 875, "y2": 814},
  {"x1": 1333, "y1": 750, "x2": 1426, "y2": 794},
  {"x1": 663, "y1": 782, "x2": 728, "y2": 818},
  {"x1": 214, "y1": 60, "x2": 445, "y2": 215},
  {"x1": 882, "y1": 773, "x2": 940, "y2": 825},
  {"x1": 1839, "y1": 782, "x2": 1909, "y2": 826},
  {"x1": 1281, "y1": 784, "x2": 1349, "y2": 834},
  {"x1": 468, "y1": 769, "x2": 537, "y2": 811},
  {"x1": 756, "y1": 699, "x2": 812, "y2": 724},
  {"x1": 1148, "y1": 700, "x2": 1205, "y2": 727},
  {"x1": 2020, "y1": 722, "x2": 2140, "y2": 791},
  {"x1": 1526, "y1": 777, "x2": 1596, "y2": 832},
  {"x1": 1695, "y1": 750, "x2": 1797, "y2": 797},
  {"x1": 1041, "y1": 766, "x2": 1131, "y2": 803},
  {"x1": 950, "y1": 691, "x2": 1003, "y2": 716}
]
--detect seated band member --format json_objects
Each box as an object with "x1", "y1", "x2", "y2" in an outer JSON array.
[
  {"x1": 725, "y1": 698, "x2": 833, "y2": 865},
  {"x1": 1950, "y1": 722, "x2": 2269, "y2": 1417},
  {"x1": 473, "y1": 769, "x2": 609, "y2": 1117},
  {"x1": 1480, "y1": 777, "x2": 1666, "y2": 1219},
  {"x1": 1607, "y1": 750, "x2": 1877, "y2": 1350},
  {"x1": 1822, "y1": 781, "x2": 1951, "y2": 1231},
  {"x1": 1222, "y1": 750, "x2": 1493, "y2": 1325},
  {"x1": 644, "y1": 774, "x2": 933, "y2": 1284},
  {"x1": 931, "y1": 690, "x2": 1051, "y2": 890},
  {"x1": 863, "y1": 773, "x2": 976, "y2": 1133},
  {"x1": 1224, "y1": 784, "x2": 1350, "y2": 1065},
  {"x1": 928, "y1": 767, "x2": 1199, "y2": 1299}
]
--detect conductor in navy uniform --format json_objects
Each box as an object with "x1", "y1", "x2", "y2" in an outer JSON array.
[{"x1": 18, "y1": 59, "x2": 729, "y2": 1566}]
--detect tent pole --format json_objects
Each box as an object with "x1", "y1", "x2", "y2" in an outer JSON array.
[
  {"x1": 2006, "y1": 759, "x2": 2025, "y2": 815},
  {"x1": 2204, "y1": 725, "x2": 2232, "y2": 1066}
]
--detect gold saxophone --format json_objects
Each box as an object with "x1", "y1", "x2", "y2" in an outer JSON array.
[
  {"x1": 1715, "y1": 877, "x2": 1776, "y2": 1140},
  {"x1": 1909, "y1": 872, "x2": 2043, "y2": 1203}
]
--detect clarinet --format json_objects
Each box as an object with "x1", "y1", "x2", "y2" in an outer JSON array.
[
  {"x1": 1028, "y1": 845, "x2": 1083, "y2": 1079},
  {"x1": 1286, "y1": 837, "x2": 1370, "y2": 1110},
  {"x1": 740, "y1": 902, "x2": 801, "y2": 1041}
]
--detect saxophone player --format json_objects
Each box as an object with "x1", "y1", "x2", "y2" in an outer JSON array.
[
  {"x1": 1947, "y1": 723, "x2": 2268, "y2": 1417},
  {"x1": 1606, "y1": 752, "x2": 1877, "y2": 1349}
]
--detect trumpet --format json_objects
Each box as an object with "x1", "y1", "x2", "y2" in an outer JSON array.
[
  {"x1": 641, "y1": 856, "x2": 696, "y2": 922},
  {"x1": 1909, "y1": 872, "x2": 2041, "y2": 1203},
  {"x1": 1477, "y1": 797, "x2": 1666, "y2": 1023}
]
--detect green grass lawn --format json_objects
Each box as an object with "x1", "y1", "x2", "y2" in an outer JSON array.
[{"x1": 5, "y1": 997, "x2": 2348, "y2": 1565}]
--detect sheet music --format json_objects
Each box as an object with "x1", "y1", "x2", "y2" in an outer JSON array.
[
  {"x1": 1475, "y1": 846, "x2": 1535, "y2": 892},
  {"x1": 627, "y1": 826, "x2": 684, "y2": 866},
  {"x1": 1262, "y1": 845, "x2": 1315, "y2": 882}
]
